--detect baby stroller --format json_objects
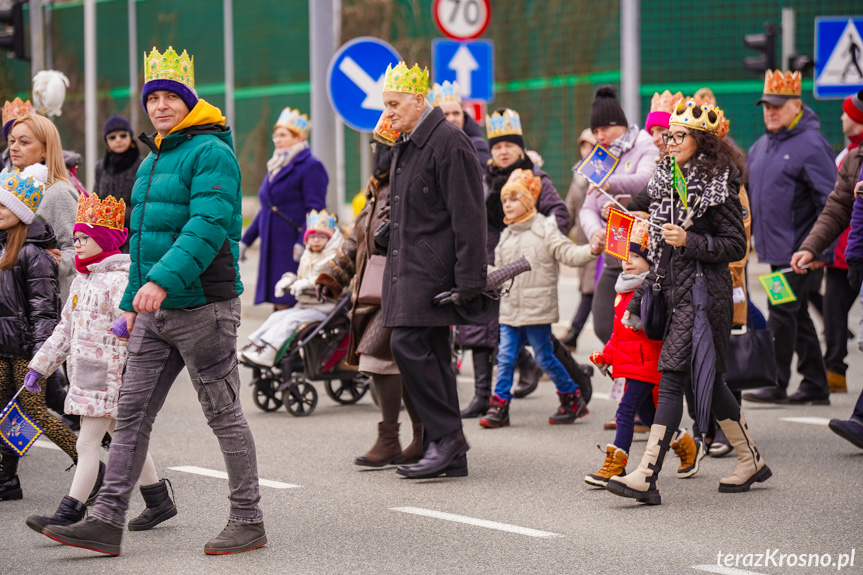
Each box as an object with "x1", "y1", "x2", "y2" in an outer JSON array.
[{"x1": 240, "y1": 294, "x2": 370, "y2": 416}]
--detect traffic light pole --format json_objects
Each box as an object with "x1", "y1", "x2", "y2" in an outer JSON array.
[
  {"x1": 29, "y1": 0, "x2": 43, "y2": 74},
  {"x1": 620, "y1": 0, "x2": 640, "y2": 130},
  {"x1": 781, "y1": 7, "x2": 794, "y2": 72},
  {"x1": 84, "y1": 0, "x2": 96, "y2": 191}
]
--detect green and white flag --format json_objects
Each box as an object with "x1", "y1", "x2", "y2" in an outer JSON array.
[
  {"x1": 758, "y1": 271, "x2": 797, "y2": 305},
  {"x1": 670, "y1": 157, "x2": 687, "y2": 209}
]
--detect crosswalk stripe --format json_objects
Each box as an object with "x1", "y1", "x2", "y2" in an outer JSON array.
[
  {"x1": 692, "y1": 565, "x2": 767, "y2": 575},
  {"x1": 168, "y1": 465, "x2": 300, "y2": 489},
  {"x1": 779, "y1": 417, "x2": 831, "y2": 426},
  {"x1": 391, "y1": 506, "x2": 562, "y2": 538}
]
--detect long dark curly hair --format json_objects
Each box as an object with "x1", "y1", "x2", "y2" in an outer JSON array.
[{"x1": 682, "y1": 107, "x2": 746, "y2": 180}]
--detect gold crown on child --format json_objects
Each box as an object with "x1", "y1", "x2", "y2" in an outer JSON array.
[
  {"x1": 144, "y1": 46, "x2": 195, "y2": 89},
  {"x1": 383, "y1": 62, "x2": 429, "y2": 95},
  {"x1": 502, "y1": 168, "x2": 541, "y2": 200},
  {"x1": 305, "y1": 209, "x2": 337, "y2": 237},
  {"x1": 76, "y1": 193, "x2": 126, "y2": 231},
  {"x1": 670, "y1": 98, "x2": 725, "y2": 134}
]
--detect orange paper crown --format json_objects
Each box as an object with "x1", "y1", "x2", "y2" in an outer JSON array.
[
  {"x1": 763, "y1": 70, "x2": 801, "y2": 98},
  {"x1": 649, "y1": 90, "x2": 684, "y2": 114},
  {"x1": 373, "y1": 112, "x2": 400, "y2": 145},
  {"x1": 76, "y1": 193, "x2": 126, "y2": 231},
  {"x1": 2, "y1": 98, "x2": 34, "y2": 128},
  {"x1": 501, "y1": 168, "x2": 541, "y2": 203}
]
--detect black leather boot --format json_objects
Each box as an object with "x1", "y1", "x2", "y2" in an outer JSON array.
[
  {"x1": 127, "y1": 479, "x2": 177, "y2": 531},
  {"x1": 0, "y1": 446, "x2": 22, "y2": 501},
  {"x1": 26, "y1": 495, "x2": 87, "y2": 533},
  {"x1": 396, "y1": 429, "x2": 469, "y2": 479},
  {"x1": 86, "y1": 461, "x2": 105, "y2": 505},
  {"x1": 513, "y1": 348, "x2": 542, "y2": 398},
  {"x1": 461, "y1": 348, "x2": 494, "y2": 418}
]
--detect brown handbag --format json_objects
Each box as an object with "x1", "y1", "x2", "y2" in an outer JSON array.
[{"x1": 357, "y1": 254, "x2": 386, "y2": 305}]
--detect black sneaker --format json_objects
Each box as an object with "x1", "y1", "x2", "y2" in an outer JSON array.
[
  {"x1": 43, "y1": 517, "x2": 123, "y2": 556},
  {"x1": 204, "y1": 520, "x2": 267, "y2": 555}
]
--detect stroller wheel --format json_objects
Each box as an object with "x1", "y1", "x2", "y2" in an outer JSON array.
[
  {"x1": 325, "y1": 374, "x2": 370, "y2": 405},
  {"x1": 252, "y1": 374, "x2": 284, "y2": 412},
  {"x1": 284, "y1": 379, "x2": 318, "y2": 417}
]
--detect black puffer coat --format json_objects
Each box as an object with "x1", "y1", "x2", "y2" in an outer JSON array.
[
  {"x1": 0, "y1": 219, "x2": 60, "y2": 359},
  {"x1": 628, "y1": 157, "x2": 746, "y2": 373}
]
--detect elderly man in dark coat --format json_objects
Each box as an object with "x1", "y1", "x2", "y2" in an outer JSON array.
[{"x1": 380, "y1": 63, "x2": 488, "y2": 479}]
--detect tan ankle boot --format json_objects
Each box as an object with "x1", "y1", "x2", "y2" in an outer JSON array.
[
  {"x1": 716, "y1": 412, "x2": 772, "y2": 493},
  {"x1": 585, "y1": 444, "x2": 627, "y2": 487},
  {"x1": 355, "y1": 423, "x2": 402, "y2": 467},
  {"x1": 827, "y1": 370, "x2": 847, "y2": 393},
  {"x1": 671, "y1": 429, "x2": 704, "y2": 479},
  {"x1": 396, "y1": 422, "x2": 423, "y2": 464},
  {"x1": 606, "y1": 424, "x2": 674, "y2": 505}
]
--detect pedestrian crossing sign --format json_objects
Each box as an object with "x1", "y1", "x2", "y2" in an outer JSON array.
[
  {"x1": 758, "y1": 271, "x2": 797, "y2": 306},
  {"x1": 815, "y1": 17, "x2": 863, "y2": 99}
]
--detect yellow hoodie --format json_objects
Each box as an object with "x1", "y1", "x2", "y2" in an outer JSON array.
[{"x1": 154, "y1": 98, "x2": 226, "y2": 148}]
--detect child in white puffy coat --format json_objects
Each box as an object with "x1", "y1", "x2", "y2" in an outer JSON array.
[
  {"x1": 240, "y1": 210, "x2": 344, "y2": 367},
  {"x1": 25, "y1": 193, "x2": 174, "y2": 534},
  {"x1": 480, "y1": 169, "x2": 600, "y2": 429}
]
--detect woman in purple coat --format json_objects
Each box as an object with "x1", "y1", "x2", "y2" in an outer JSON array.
[{"x1": 240, "y1": 108, "x2": 327, "y2": 308}]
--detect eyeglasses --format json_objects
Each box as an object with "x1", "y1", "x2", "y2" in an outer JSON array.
[
  {"x1": 107, "y1": 133, "x2": 130, "y2": 141},
  {"x1": 71, "y1": 235, "x2": 90, "y2": 246},
  {"x1": 661, "y1": 132, "x2": 690, "y2": 146}
]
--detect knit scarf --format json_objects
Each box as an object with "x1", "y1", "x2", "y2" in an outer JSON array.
[
  {"x1": 646, "y1": 154, "x2": 730, "y2": 265},
  {"x1": 103, "y1": 146, "x2": 140, "y2": 175},
  {"x1": 615, "y1": 270, "x2": 649, "y2": 294},
  {"x1": 75, "y1": 250, "x2": 120, "y2": 274},
  {"x1": 607, "y1": 124, "x2": 641, "y2": 158},
  {"x1": 267, "y1": 141, "x2": 308, "y2": 180},
  {"x1": 486, "y1": 156, "x2": 534, "y2": 232}
]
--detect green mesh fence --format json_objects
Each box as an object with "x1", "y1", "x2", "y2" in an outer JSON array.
[{"x1": 0, "y1": 0, "x2": 859, "y2": 203}]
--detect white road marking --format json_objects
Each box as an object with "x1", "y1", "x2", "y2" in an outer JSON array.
[
  {"x1": 33, "y1": 439, "x2": 61, "y2": 451},
  {"x1": 169, "y1": 465, "x2": 299, "y2": 489},
  {"x1": 591, "y1": 392, "x2": 612, "y2": 401},
  {"x1": 391, "y1": 506, "x2": 562, "y2": 538},
  {"x1": 693, "y1": 565, "x2": 767, "y2": 575},
  {"x1": 779, "y1": 417, "x2": 831, "y2": 426}
]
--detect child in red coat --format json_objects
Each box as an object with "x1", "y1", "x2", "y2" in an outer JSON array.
[{"x1": 585, "y1": 220, "x2": 702, "y2": 487}]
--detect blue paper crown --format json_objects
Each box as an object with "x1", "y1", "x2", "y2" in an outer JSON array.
[
  {"x1": 305, "y1": 209, "x2": 337, "y2": 236},
  {"x1": 485, "y1": 109, "x2": 523, "y2": 139},
  {"x1": 0, "y1": 168, "x2": 45, "y2": 214},
  {"x1": 276, "y1": 108, "x2": 311, "y2": 138}
]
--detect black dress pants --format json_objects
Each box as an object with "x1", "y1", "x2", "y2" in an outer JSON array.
[
  {"x1": 391, "y1": 326, "x2": 461, "y2": 444},
  {"x1": 768, "y1": 266, "x2": 828, "y2": 396},
  {"x1": 824, "y1": 267, "x2": 857, "y2": 376}
]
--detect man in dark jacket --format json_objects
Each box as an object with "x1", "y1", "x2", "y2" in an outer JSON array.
[
  {"x1": 381, "y1": 63, "x2": 487, "y2": 479},
  {"x1": 44, "y1": 47, "x2": 266, "y2": 557},
  {"x1": 744, "y1": 70, "x2": 836, "y2": 406}
]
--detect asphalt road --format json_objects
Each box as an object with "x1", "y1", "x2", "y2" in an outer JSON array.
[{"x1": 3, "y1": 253, "x2": 862, "y2": 575}]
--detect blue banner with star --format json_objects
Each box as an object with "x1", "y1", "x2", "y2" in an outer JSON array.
[{"x1": 0, "y1": 400, "x2": 43, "y2": 456}]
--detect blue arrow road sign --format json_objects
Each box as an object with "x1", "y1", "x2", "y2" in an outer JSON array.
[
  {"x1": 432, "y1": 39, "x2": 494, "y2": 102},
  {"x1": 327, "y1": 37, "x2": 401, "y2": 132},
  {"x1": 815, "y1": 17, "x2": 863, "y2": 99}
]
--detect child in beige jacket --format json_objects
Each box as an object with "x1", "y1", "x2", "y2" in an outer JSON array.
[{"x1": 480, "y1": 169, "x2": 600, "y2": 428}]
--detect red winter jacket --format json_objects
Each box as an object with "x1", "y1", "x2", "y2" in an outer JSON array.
[{"x1": 600, "y1": 290, "x2": 663, "y2": 385}]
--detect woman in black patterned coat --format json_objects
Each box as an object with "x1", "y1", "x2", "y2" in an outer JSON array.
[
  {"x1": 94, "y1": 116, "x2": 141, "y2": 253},
  {"x1": 606, "y1": 99, "x2": 771, "y2": 505}
]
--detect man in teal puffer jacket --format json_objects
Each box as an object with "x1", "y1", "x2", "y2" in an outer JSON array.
[{"x1": 44, "y1": 47, "x2": 266, "y2": 557}]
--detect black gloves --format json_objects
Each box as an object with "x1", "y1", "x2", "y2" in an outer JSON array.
[{"x1": 848, "y1": 258, "x2": 863, "y2": 292}]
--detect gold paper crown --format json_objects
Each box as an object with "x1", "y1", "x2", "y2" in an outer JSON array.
[
  {"x1": 373, "y1": 112, "x2": 400, "y2": 145},
  {"x1": 486, "y1": 109, "x2": 523, "y2": 140},
  {"x1": 670, "y1": 98, "x2": 725, "y2": 134},
  {"x1": 144, "y1": 46, "x2": 195, "y2": 89},
  {"x1": 428, "y1": 81, "x2": 462, "y2": 106},
  {"x1": 501, "y1": 168, "x2": 541, "y2": 202},
  {"x1": 650, "y1": 90, "x2": 684, "y2": 114},
  {"x1": 0, "y1": 167, "x2": 45, "y2": 214},
  {"x1": 275, "y1": 107, "x2": 311, "y2": 139},
  {"x1": 763, "y1": 70, "x2": 801, "y2": 98},
  {"x1": 382, "y1": 62, "x2": 429, "y2": 95},
  {"x1": 2, "y1": 98, "x2": 33, "y2": 128},
  {"x1": 76, "y1": 193, "x2": 126, "y2": 231},
  {"x1": 305, "y1": 209, "x2": 337, "y2": 237},
  {"x1": 715, "y1": 107, "x2": 731, "y2": 139}
]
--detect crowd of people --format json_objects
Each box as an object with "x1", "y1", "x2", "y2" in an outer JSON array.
[{"x1": 0, "y1": 45, "x2": 861, "y2": 558}]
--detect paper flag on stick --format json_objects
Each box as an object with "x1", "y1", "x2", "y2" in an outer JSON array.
[
  {"x1": 671, "y1": 157, "x2": 688, "y2": 209},
  {"x1": 758, "y1": 271, "x2": 797, "y2": 305},
  {"x1": 575, "y1": 144, "x2": 619, "y2": 188},
  {"x1": 0, "y1": 400, "x2": 43, "y2": 456},
  {"x1": 605, "y1": 208, "x2": 635, "y2": 261}
]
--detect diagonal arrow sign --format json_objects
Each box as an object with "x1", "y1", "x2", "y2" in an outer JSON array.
[
  {"x1": 338, "y1": 56, "x2": 386, "y2": 110},
  {"x1": 448, "y1": 45, "x2": 479, "y2": 97}
]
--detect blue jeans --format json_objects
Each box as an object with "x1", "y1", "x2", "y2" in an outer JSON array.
[
  {"x1": 613, "y1": 378, "x2": 657, "y2": 453},
  {"x1": 91, "y1": 298, "x2": 263, "y2": 528},
  {"x1": 494, "y1": 324, "x2": 577, "y2": 402}
]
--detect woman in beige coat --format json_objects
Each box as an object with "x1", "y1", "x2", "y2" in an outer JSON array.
[{"x1": 480, "y1": 169, "x2": 600, "y2": 429}]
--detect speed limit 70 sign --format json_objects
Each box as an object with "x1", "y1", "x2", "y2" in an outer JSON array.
[{"x1": 433, "y1": 0, "x2": 491, "y2": 40}]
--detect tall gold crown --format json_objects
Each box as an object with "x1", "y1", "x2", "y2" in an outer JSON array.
[
  {"x1": 2, "y1": 98, "x2": 34, "y2": 127},
  {"x1": 382, "y1": 62, "x2": 429, "y2": 95},
  {"x1": 275, "y1": 108, "x2": 311, "y2": 139},
  {"x1": 76, "y1": 193, "x2": 126, "y2": 231},
  {"x1": 670, "y1": 98, "x2": 724, "y2": 134},
  {"x1": 144, "y1": 46, "x2": 195, "y2": 89},
  {"x1": 428, "y1": 81, "x2": 462, "y2": 106},
  {"x1": 373, "y1": 112, "x2": 400, "y2": 145},
  {"x1": 486, "y1": 109, "x2": 523, "y2": 140},
  {"x1": 763, "y1": 69, "x2": 801, "y2": 97},
  {"x1": 501, "y1": 168, "x2": 541, "y2": 202},
  {"x1": 650, "y1": 90, "x2": 683, "y2": 114}
]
